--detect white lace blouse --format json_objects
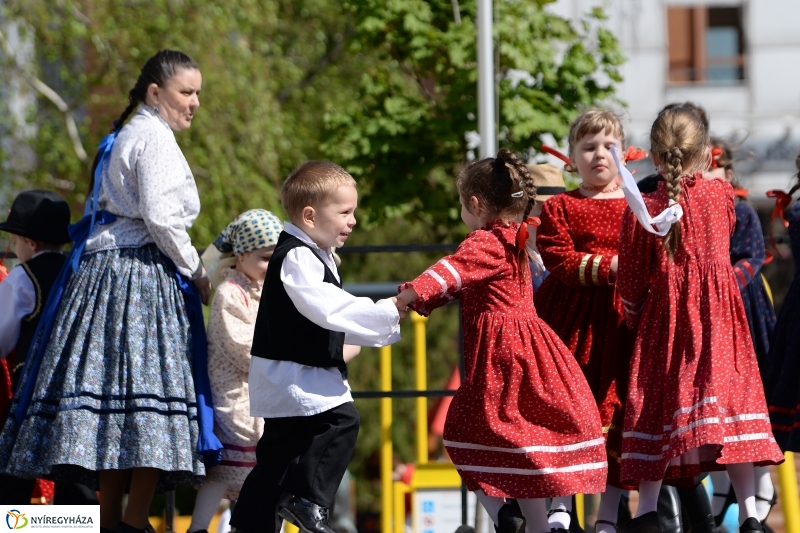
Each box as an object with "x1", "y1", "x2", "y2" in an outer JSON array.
[{"x1": 85, "y1": 104, "x2": 202, "y2": 278}]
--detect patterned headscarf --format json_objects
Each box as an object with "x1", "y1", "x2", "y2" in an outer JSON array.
[
  {"x1": 202, "y1": 209, "x2": 283, "y2": 287},
  {"x1": 213, "y1": 209, "x2": 282, "y2": 256}
]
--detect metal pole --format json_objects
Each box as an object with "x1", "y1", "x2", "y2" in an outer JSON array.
[
  {"x1": 380, "y1": 346, "x2": 394, "y2": 533},
  {"x1": 413, "y1": 312, "x2": 429, "y2": 464},
  {"x1": 477, "y1": 0, "x2": 496, "y2": 158}
]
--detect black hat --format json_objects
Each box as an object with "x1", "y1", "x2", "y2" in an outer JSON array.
[{"x1": 0, "y1": 190, "x2": 71, "y2": 244}]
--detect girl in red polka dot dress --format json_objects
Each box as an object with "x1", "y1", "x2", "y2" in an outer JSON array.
[
  {"x1": 616, "y1": 107, "x2": 783, "y2": 533},
  {"x1": 534, "y1": 110, "x2": 636, "y2": 533},
  {"x1": 396, "y1": 149, "x2": 607, "y2": 533}
]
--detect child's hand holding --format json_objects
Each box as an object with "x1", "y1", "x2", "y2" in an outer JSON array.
[{"x1": 391, "y1": 297, "x2": 408, "y2": 319}]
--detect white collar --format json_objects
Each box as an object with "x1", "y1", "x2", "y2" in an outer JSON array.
[
  {"x1": 283, "y1": 222, "x2": 334, "y2": 257},
  {"x1": 137, "y1": 103, "x2": 172, "y2": 131}
]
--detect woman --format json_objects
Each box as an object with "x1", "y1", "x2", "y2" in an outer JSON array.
[{"x1": 0, "y1": 50, "x2": 212, "y2": 533}]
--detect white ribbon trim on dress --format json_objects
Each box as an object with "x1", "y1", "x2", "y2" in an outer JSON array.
[{"x1": 610, "y1": 145, "x2": 683, "y2": 237}]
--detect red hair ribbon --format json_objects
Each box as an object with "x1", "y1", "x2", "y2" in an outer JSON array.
[
  {"x1": 516, "y1": 217, "x2": 542, "y2": 252},
  {"x1": 541, "y1": 146, "x2": 574, "y2": 172},
  {"x1": 710, "y1": 147, "x2": 724, "y2": 169},
  {"x1": 734, "y1": 188, "x2": 749, "y2": 198},
  {"x1": 624, "y1": 146, "x2": 648, "y2": 162},
  {"x1": 766, "y1": 189, "x2": 792, "y2": 257}
]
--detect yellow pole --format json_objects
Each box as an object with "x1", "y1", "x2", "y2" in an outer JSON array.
[
  {"x1": 412, "y1": 311, "x2": 429, "y2": 464},
  {"x1": 381, "y1": 346, "x2": 394, "y2": 533},
  {"x1": 575, "y1": 494, "x2": 584, "y2": 529},
  {"x1": 779, "y1": 452, "x2": 800, "y2": 533}
]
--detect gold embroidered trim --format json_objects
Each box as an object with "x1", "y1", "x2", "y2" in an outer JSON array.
[
  {"x1": 21, "y1": 263, "x2": 42, "y2": 322},
  {"x1": 578, "y1": 254, "x2": 591, "y2": 286},
  {"x1": 592, "y1": 255, "x2": 602, "y2": 285}
]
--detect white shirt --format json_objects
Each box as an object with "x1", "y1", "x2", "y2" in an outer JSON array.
[
  {"x1": 249, "y1": 222, "x2": 401, "y2": 418},
  {"x1": 85, "y1": 104, "x2": 202, "y2": 278},
  {"x1": 0, "y1": 252, "x2": 62, "y2": 359}
]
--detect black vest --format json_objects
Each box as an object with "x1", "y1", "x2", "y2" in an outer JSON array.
[
  {"x1": 251, "y1": 232, "x2": 346, "y2": 372},
  {"x1": 14, "y1": 252, "x2": 66, "y2": 385}
]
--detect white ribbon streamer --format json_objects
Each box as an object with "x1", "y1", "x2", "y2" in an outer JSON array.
[{"x1": 611, "y1": 145, "x2": 683, "y2": 237}]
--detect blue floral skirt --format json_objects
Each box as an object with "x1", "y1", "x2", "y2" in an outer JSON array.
[{"x1": 0, "y1": 245, "x2": 205, "y2": 489}]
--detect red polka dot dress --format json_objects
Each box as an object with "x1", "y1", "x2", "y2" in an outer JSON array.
[
  {"x1": 534, "y1": 191, "x2": 635, "y2": 489},
  {"x1": 400, "y1": 220, "x2": 607, "y2": 498},
  {"x1": 617, "y1": 176, "x2": 783, "y2": 483}
]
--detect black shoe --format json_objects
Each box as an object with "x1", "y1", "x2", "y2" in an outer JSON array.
[
  {"x1": 620, "y1": 512, "x2": 661, "y2": 533},
  {"x1": 595, "y1": 520, "x2": 617, "y2": 533},
  {"x1": 739, "y1": 518, "x2": 764, "y2": 533},
  {"x1": 548, "y1": 508, "x2": 586, "y2": 533},
  {"x1": 495, "y1": 502, "x2": 526, "y2": 533},
  {"x1": 456, "y1": 526, "x2": 477, "y2": 533},
  {"x1": 278, "y1": 496, "x2": 335, "y2": 533}
]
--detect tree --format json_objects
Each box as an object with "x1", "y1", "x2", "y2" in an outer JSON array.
[
  {"x1": 321, "y1": 0, "x2": 624, "y2": 236},
  {"x1": 0, "y1": 0, "x2": 364, "y2": 245}
]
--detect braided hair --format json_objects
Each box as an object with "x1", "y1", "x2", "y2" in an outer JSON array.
[
  {"x1": 458, "y1": 148, "x2": 536, "y2": 274},
  {"x1": 89, "y1": 50, "x2": 199, "y2": 184},
  {"x1": 649, "y1": 107, "x2": 710, "y2": 256}
]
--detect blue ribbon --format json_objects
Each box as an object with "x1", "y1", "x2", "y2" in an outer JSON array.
[
  {"x1": 174, "y1": 272, "x2": 223, "y2": 466},
  {"x1": 14, "y1": 128, "x2": 223, "y2": 466}
]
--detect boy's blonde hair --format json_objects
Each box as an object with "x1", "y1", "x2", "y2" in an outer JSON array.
[
  {"x1": 281, "y1": 161, "x2": 357, "y2": 220},
  {"x1": 567, "y1": 109, "x2": 625, "y2": 156}
]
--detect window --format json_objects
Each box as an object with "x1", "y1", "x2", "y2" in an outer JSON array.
[{"x1": 667, "y1": 5, "x2": 745, "y2": 84}]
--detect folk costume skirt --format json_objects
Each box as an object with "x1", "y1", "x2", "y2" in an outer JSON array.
[{"x1": 0, "y1": 245, "x2": 205, "y2": 490}]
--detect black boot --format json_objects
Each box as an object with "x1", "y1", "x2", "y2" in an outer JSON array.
[
  {"x1": 620, "y1": 512, "x2": 661, "y2": 533},
  {"x1": 677, "y1": 482, "x2": 716, "y2": 533},
  {"x1": 617, "y1": 493, "x2": 632, "y2": 529},
  {"x1": 496, "y1": 501, "x2": 526, "y2": 533},
  {"x1": 657, "y1": 486, "x2": 683, "y2": 533},
  {"x1": 278, "y1": 495, "x2": 335, "y2": 533}
]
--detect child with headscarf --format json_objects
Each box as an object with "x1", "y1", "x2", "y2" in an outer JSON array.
[{"x1": 188, "y1": 209, "x2": 283, "y2": 533}]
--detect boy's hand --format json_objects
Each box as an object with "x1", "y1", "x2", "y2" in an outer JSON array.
[{"x1": 391, "y1": 297, "x2": 408, "y2": 319}]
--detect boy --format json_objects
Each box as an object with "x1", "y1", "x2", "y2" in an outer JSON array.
[
  {"x1": 0, "y1": 189, "x2": 71, "y2": 504},
  {"x1": 230, "y1": 161, "x2": 403, "y2": 533}
]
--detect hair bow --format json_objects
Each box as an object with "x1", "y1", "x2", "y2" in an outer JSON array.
[
  {"x1": 516, "y1": 216, "x2": 541, "y2": 253},
  {"x1": 710, "y1": 147, "x2": 724, "y2": 169},
  {"x1": 766, "y1": 189, "x2": 792, "y2": 257}
]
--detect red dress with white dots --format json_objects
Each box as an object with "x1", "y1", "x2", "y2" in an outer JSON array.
[
  {"x1": 401, "y1": 220, "x2": 607, "y2": 498},
  {"x1": 617, "y1": 176, "x2": 783, "y2": 483},
  {"x1": 534, "y1": 191, "x2": 635, "y2": 489}
]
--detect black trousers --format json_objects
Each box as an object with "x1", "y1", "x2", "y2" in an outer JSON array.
[{"x1": 231, "y1": 402, "x2": 360, "y2": 533}]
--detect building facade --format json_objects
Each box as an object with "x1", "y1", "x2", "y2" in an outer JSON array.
[{"x1": 548, "y1": 0, "x2": 800, "y2": 204}]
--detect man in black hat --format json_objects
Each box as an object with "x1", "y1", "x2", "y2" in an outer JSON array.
[{"x1": 0, "y1": 189, "x2": 71, "y2": 504}]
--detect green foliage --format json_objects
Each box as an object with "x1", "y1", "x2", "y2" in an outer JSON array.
[{"x1": 322, "y1": 0, "x2": 624, "y2": 236}]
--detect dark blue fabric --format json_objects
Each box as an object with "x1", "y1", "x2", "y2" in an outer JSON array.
[
  {"x1": 730, "y1": 201, "x2": 775, "y2": 372},
  {"x1": 173, "y1": 271, "x2": 223, "y2": 466},
  {"x1": 764, "y1": 200, "x2": 800, "y2": 451}
]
